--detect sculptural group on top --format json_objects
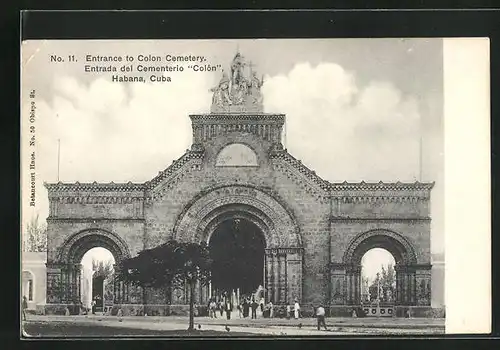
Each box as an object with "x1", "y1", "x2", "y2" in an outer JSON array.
[{"x1": 210, "y1": 52, "x2": 264, "y2": 113}]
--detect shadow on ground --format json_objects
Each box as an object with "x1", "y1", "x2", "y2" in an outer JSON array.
[{"x1": 22, "y1": 321, "x2": 255, "y2": 337}]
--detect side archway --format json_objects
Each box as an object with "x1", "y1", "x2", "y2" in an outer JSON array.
[
  {"x1": 47, "y1": 229, "x2": 132, "y2": 306},
  {"x1": 343, "y1": 229, "x2": 417, "y2": 266},
  {"x1": 342, "y1": 229, "x2": 420, "y2": 306},
  {"x1": 57, "y1": 228, "x2": 131, "y2": 264}
]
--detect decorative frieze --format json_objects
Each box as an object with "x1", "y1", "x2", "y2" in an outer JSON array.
[
  {"x1": 50, "y1": 196, "x2": 144, "y2": 204},
  {"x1": 190, "y1": 114, "x2": 285, "y2": 144},
  {"x1": 330, "y1": 217, "x2": 431, "y2": 222},
  {"x1": 270, "y1": 151, "x2": 433, "y2": 204},
  {"x1": 46, "y1": 217, "x2": 145, "y2": 223},
  {"x1": 45, "y1": 181, "x2": 145, "y2": 193},
  {"x1": 265, "y1": 247, "x2": 304, "y2": 255},
  {"x1": 146, "y1": 150, "x2": 204, "y2": 191}
]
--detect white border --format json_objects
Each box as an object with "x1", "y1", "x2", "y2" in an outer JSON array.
[{"x1": 443, "y1": 38, "x2": 491, "y2": 334}]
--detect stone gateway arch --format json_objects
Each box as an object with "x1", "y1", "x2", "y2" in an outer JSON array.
[{"x1": 44, "y1": 52, "x2": 436, "y2": 316}]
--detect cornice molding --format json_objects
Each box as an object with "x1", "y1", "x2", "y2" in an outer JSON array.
[
  {"x1": 270, "y1": 151, "x2": 330, "y2": 192},
  {"x1": 265, "y1": 247, "x2": 304, "y2": 255},
  {"x1": 44, "y1": 181, "x2": 145, "y2": 193},
  {"x1": 46, "y1": 218, "x2": 145, "y2": 222},
  {"x1": 330, "y1": 217, "x2": 431, "y2": 222},
  {"x1": 190, "y1": 113, "x2": 285, "y2": 125},
  {"x1": 49, "y1": 196, "x2": 144, "y2": 204},
  {"x1": 145, "y1": 151, "x2": 195, "y2": 190},
  {"x1": 329, "y1": 181, "x2": 435, "y2": 192}
]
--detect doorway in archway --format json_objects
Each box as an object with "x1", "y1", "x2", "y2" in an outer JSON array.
[
  {"x1": 80, "y1": 247, "x2": 115, "y2": 314},
  {"x1": 209, "y1": 217, "x2": 266, "y2": 305}
]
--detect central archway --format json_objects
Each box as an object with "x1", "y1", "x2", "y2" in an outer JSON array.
[
  {"x1": 173, "y1": 184, "x2": 304, "y2": 305},
  {"x1": 209, "y1": 217, "x2": 266, "y2": 298}
]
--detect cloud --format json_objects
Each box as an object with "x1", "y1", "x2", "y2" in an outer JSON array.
[
  {"x1": 27, "y1": 61, "x2": 422, "y2": 225},
  {"x1": 263, "y1": 62, "x2": 421, "y2": 182}
]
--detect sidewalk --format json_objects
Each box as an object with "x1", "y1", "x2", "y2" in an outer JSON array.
[{"x1": 25, "y1": 314, "x2": 444, "y2": 335}]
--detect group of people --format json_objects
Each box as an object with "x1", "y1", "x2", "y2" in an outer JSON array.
[
  {"x1": 207, "y1": 296, "x2": 328, "y2": 331},
  {"x1": 208, "y1": 298, "x2": 234, "y2": 320},
  {"x1": 208, "y1": 295, "x2": 272, "y2": 320}
]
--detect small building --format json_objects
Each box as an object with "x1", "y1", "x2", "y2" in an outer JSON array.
[{"x1": 21, "y1": 252, "x2": 47, "y2": 311}]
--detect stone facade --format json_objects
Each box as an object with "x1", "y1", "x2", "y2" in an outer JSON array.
[{"x1": 43, "y1": 53, "x2": 436, "y2": 314}]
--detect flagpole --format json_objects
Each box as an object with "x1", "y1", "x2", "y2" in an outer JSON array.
[
  {"x1": 419, "y1": 108, "x2": 423, "y2": 182},
  {"x1": 57, "y1": 139, "x2": 60, "y2": 182}
]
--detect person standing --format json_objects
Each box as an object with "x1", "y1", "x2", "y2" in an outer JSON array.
[
  {"x1": 286, "y1": 304, "x2": 291, "y2": 320},
  {"x1": 209, "y1": 299, "x2": 216, "y2": 318},
  {"x1": 218, "y1": 300, "x2": 224, "y2": 317},
  {"x1": 238, "y1": 300, "x2": 243, "y2": 318},
  {"x1": 268, "y1": 301, "x2": 274, "y2": 318},
  {"x1": 225, "y1": 298, "x2": 232, "y2": 320},
  {"x1": 294, "y1": 299, "x2": 300, "y2": 319},
  {"x1": 251, "y1": 298, "x2": 258, "y2": 319},
  {"x1": 243, "y1": 298, "x2": 249, "y2": 318},
  {"x1": 316, "y1": 304, "x2": 328, "y2": 331},
  {"x1": 22, "y1": 295, "x2": 28, "y2": 321}
]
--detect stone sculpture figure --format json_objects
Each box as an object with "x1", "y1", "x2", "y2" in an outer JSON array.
[
  {"x1": 210, "y1": 51, "x2": 264, "y2": 113},
  {"x1": 211, "y1": 71, "x2": 232, "y2": 108}
]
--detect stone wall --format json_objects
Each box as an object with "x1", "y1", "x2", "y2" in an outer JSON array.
[
  {"x1": 46, "y1": 219, "x2": 145, "y2": 263},
  {"x1": 43, "y1": 113, "x2": 434, "y2": 310}
]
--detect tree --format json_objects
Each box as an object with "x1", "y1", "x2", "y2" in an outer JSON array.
[
  {"x1": 92, "y1": 259, "x2": 115, "y2": 305},
  {"x1": 92, "y1": 259, "x2": 114, "y2": 279},
  {"x1": 23, "y1": 215, "x2": 47, "y2": 252},
  {"x1": 369, "y1": 264, "x2": 396, "y2": 302},
  {"x1": 118, "y1": 240, "x2": 212, "y2": 331}
]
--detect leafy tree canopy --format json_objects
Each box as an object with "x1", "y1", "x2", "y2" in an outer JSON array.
[
  {"x1": 23, "y1": 215, "x2": 47, "y2": 252},
  {"x1": 92, "y1": 259, "x2": 114, "y2": 279},
  {"x1": 118, "y1": 240, "x2": 212, "y2": 289}
]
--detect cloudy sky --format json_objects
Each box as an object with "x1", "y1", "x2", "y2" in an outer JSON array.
[{"x1": 21, "y1": 39, "x2": 444, "y2": 272}]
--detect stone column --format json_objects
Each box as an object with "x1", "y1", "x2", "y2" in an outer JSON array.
[
  {"x1": 353, "y1": 265, "x2": 361, "y2": 305},
  {"x1": 395, "y1": 265, "x2": 404, "y2": 305},
  {"x1": 69, "y1": 263, "x2": 81, "y2": 303},
  {"x1": 345, "y1": 266, "x2": 353, "y2": 304},
  {"x1": 415, "y1": 264, "x2": 432, "y2": 306},
  {"x1": 286, "y1": 252, "x2": 303, "y2": 303},
  {"x1": 329, "y1": 263, "x2": 346, "y2": 305},
  {"x1": 46, "y1": 263, "x2": 63, "y2": 304},
  {"x1": 265, "y1": 252, "x2": 272, "y2": 302},
  {"x1": 272, "y1": 252, "x2": 279, "y2": 304},
  {"x1": 278, "y1": 253, "x2": 287, "y2": 303}
]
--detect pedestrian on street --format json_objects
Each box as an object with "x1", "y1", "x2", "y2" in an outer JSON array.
[
  {"x1": 243, "y1": 298, "x2": 250, "y2": 317},
  {"x1": 238, "y1": 301, "x2": 243, "y2": 318},
  {"x1": 219, "y1": 300, "x2": 224, "y2": 317},
  {"x1": 316, "y1": 304, "x2": 328, "y2": 331},
  {"x1": 268, "y1": 301, "x2": 274, "y2": 318},
  {"x1": 294, "y1": 299, "x2": 300, "y2": 319},
  {"x1": 286, "y1": 304, "x2": 291, "y2": 320},
  {"x1": 22, "y1": 295, "x2": 28, "y2": 321},
  {"x1": 209, "y1": 299, "x2": 217, "y2": 318},
  {"x1": 225, "y1": 299, "x2": 232, "y2": 320},
  {"x1": 251, "y1": 298, "x2": 258, "y2": 319}
]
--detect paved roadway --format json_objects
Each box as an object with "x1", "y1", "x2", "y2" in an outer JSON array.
[{"x1": 23, "y1": 314, "x2": 445, "y2": 336}]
